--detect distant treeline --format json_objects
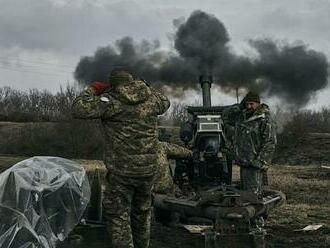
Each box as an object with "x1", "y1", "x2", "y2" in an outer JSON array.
[
  {"x1": 0, "y1": 86, "x2": 186, "y2": 159},
  {"x1": 281, "y1": 108, "x2": 330, "y2": 134},
  {"x1": 0, "y1": 86, "x2": 329, "y2": 161},
  {"x1": 0, "y1": 86, "x2": 187, "y2": 124},
  {"x1": 0, "y1": 86, "x2": 78, "y2": 122},
  {"x1": 275, "y1": 107, "x2": 330, "y2": 164}
]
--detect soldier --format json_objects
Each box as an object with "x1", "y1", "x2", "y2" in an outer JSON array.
[
  {"x1": 234, "y1": 92, "x2": 276, "y2": 196},
  {"x1": 72, "y1": 69, "x2": 170, "y2": 248},
  {"x1": 153, "y1": 140, "x2": 192, "y2": 195}
]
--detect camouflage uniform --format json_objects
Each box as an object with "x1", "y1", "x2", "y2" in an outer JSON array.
[
  {"x1": 72, "y1": 74, "x2": 170, "y2": 248},
  {"x1": 153, "y1": 142, "x2": 192, "y2": 194},
  {"x1": 234, "y1": 104, "x2": 276, "y2": 195}
]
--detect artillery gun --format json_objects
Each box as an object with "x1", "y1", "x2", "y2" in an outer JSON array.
[{"x1": 153, "y1": 76, "x2": 285, "y2": 248}]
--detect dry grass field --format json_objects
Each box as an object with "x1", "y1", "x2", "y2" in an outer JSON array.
[
  {"x1": 1, "y1": 156, "x2": 329, "y2": 247},
  {"x1": 265, "y1": 165, "x2": 330, "y2": 247},
  {"x1": 150, "y1": 165, "x2": 330, "y2": 248}
]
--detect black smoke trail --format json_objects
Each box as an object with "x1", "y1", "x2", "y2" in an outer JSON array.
[{"x1": 74, "y1": 10, "x2": 329, "y2": 107}]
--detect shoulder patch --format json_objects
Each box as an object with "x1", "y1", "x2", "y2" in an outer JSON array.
[{"x1": 100, "y1": 96, "x2": 110, "y2": 103}]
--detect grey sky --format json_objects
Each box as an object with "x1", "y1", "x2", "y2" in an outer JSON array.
[{"x1": 0, "y1": 0, "x2": 329, "y2": 108}]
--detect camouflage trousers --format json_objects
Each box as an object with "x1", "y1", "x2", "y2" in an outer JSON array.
[
  {"x1": 240, "y1": 167, "x2": 263, "y2": 195},
  {"x1": 153, "y1": 162, "x2": 174, "y2": 194},
  {"x1": 103, "y1": 172, "x2": 154, "y2": 248}
]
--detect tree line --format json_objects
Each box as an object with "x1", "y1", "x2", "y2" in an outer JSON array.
[{"x1": 0, "y1": 86, "x2": 329, "y2": 160}]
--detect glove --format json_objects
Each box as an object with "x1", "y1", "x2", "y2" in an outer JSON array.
[{"x1": 90, "y1": 81, "x2": 111, "y2": 96}]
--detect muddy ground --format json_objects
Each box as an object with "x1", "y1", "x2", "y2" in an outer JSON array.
[{"x1": 1, "y1": 156, "x2": 330, "y2": 247}]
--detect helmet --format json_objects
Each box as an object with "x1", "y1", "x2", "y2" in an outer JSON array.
[{"x1": 108, "y1": 69, "x2": 133, "y2": 86}]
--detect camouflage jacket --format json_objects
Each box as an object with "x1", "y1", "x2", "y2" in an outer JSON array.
[
  {"x1": 234, "y1": 104, "x2": 276, "y2": 171},
  {"x1": 72, "y1": 80, "x2": 170, "y2": 177},
  {"x1": 154, "y1": 142, "x2": 192, "y2": 194}
]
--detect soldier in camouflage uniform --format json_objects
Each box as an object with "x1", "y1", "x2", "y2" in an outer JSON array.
[
  {"x1": 234, "y1": 92, "x2": 276, "y2": 196},
  {"x1": 72, "y1": 70, "x2": 170, "y2": 248},
  {"x1": 153, "y1": 141, "x2": 192, "y2": 194}
]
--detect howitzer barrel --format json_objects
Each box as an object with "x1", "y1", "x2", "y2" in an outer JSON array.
[{"x1": 200, "y1": 75, "x2": 212, "y2": 107}]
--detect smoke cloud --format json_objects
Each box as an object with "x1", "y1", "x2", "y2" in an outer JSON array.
[
  {"x1": 74, "y1": 10, "x2": 329, "y2": 107},
  {"x1": 74, "y1": 37, "x2": 163, "y2": 83},
  {"x1": 251, "y1": 39, "x2": 329, "y2": 106},
  {"x1": 174, "y1": 11, "x2": 230, "y2": 75}
]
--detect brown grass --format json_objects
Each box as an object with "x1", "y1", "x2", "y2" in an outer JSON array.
[
  {"x1": 0, "y1": 155, "x2": 27, "y2": 173},
  {"x1": 1, "y1": 157, "x2": 329, "y2": 247},
  {"x1": 265, "y1": 165, "x2": 330, "y2": 247}
]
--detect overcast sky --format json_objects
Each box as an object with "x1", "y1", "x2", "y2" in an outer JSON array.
[{"x1": 0, "y1": 0, "x2": 329, "y2": 109}]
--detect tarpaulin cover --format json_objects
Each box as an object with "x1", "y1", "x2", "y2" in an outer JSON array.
[{"x1": 0, "y1": 156, "x2": 91, "y2": 248}]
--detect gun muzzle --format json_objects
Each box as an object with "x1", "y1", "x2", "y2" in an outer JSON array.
[{"x1": 199, "y1": 75, "x2": 213, "y2": 107}]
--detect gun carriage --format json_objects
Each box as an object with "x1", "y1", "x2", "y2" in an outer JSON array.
[{"x1": 153, "y1": 76, "x2": 285, "y2": 248}]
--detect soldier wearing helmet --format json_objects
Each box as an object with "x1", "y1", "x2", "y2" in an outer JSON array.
[{"x1": 72, "y1": 68, "x2": 170, "y2": 248}]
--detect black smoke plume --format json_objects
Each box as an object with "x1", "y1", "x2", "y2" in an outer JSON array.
[
  {"x1": 74, "y1": 10, "x2": 329, "y2": 107},
  {"x1": 174, "y1": 11, "x2": 230, "y2": 75},
  {"x1": 74, "y1": 37, "x2": 162, "y2": 83},
  {"x1": 251, "y1": 39, "x2": 328, "y2": 106}
]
